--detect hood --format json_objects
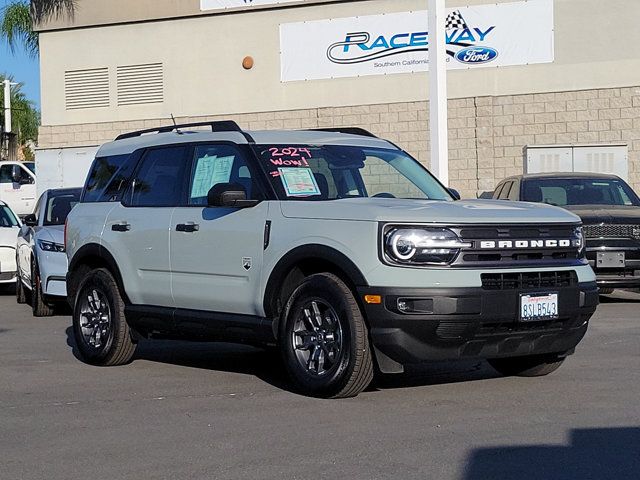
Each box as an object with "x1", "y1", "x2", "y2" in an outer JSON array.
[
  {"x1": 280, "y1": 198, "x2": 581, "y2": 224},
  {"x1": 0, "y1": 226, "x2": 19, "y2": 248},
  {"x1": 35, "y1": 225, "x2": 65, "y2": 245},
  {"x1": 563, "y1": 205, "x2": 640, "y2": 225}
]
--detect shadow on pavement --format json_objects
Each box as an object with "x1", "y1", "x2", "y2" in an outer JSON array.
[
  {"x1": 598, "y1": 294, "x2": 640, "y2": 304},
  {"x1": 65, "y1": 327, "x2": 503, "y2": 396},
  {"x1": 463, "y1": 427, "x2": 640, "y2": 480}
]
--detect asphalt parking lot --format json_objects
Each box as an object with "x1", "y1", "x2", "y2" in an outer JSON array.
[{"x1": 1, "y1": 290, "x2": 639, "y2": 480}]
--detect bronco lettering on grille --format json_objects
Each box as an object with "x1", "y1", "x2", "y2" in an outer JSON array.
[{"x1": 480, "y1": 239, "x2": 576, "y2": 249}]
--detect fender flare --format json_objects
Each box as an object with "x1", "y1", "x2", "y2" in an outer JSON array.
[
  {"x1": 67, "y1": 243, "x2": 128, "y2": 303},
  {"x1": 262, "y1": 243, "x2": 369, "y2": 320}
]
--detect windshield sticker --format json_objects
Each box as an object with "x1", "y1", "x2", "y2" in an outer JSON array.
[
  {"x1": 279, "y1": 167, "x2": 320, "y2": 197},
  {"x1": 267, "y1": 147, "x2": 312, "y2": 167}
]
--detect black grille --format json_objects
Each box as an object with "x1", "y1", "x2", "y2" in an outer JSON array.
[
  {"x1": 459, "y1": 225, "x2": 576, "y2": 239},
  {"x1": 0, "y1": 271, "x2": 16, "y2": 281},
  {"x1": 584, "y1": 224, "x2": 640, "y2": 240},
  {"x1": 450, "y1": 224, "x2": 583, "y2": 268},
  {"x1": 481, "y1": 271, "x2": 578, "y2": 290}
]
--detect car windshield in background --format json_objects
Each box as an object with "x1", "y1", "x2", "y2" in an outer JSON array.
[
  {"x1": 522, "y1": 178, "x2": 640, "y2": 207},
  {"x1": 44, "y1": 191, "x2": 81, "y2": 226},
  {"x1": 0, "y1": 206, "x2": 19, "y2": 227},
  {"x1": 254, "y1": 145, "x2": 452, "y2": 201},
  {"x1": 24, "y1": 162, "x2": 35, "y2": 174}
]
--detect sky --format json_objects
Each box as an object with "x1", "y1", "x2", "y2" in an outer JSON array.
[{"x1": 0, "y1": 0, "x2": 41, "y2": 110}]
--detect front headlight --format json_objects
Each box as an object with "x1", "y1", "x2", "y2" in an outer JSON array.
[
  {"x1": 384, "y1": 227, "x2": 471, "y2": 266},
  {"x1": 38, "y1": 240, "x2": 65, "y2": 253}
]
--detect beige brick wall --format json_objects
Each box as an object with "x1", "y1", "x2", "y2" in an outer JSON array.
[{"x1": 38, "y1": 85, "x2": 640, "y2": 199}]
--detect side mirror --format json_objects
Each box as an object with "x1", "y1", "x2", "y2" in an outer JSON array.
[
  {"x1": 448, "y1": 188, "x2": 461, "y2": 200},
  {"x1": 207, "y1": 183, "x2": 259, "y2": 208},
  {"x1": 23, "y1": 213, "x2": 37, "y2": 227}
]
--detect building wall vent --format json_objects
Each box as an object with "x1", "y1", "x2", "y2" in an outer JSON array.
[
  {"x1": 525, "y1": 144, "x2": 629, "y2": 180},
  {"x1": 117, "y1": 63, "x2": 164, "y2": 106},
  {"x1": 65, "y1": 67, "x2": 110, "y2": 110}
]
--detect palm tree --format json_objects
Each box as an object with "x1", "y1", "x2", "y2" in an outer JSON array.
[{"x1": 1, "y1": 0, "x2": 75, "y2": 57}]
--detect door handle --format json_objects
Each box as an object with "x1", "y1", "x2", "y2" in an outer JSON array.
[
  {"x1": 111, "y1": 223, "x2": 131, "y2": 232},
  {"x1": 176, "y1": 223, "x2": 200, "y2": 233}
]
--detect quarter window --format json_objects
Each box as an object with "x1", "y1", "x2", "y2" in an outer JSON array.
[
  {"x1": 84, "y1": 154, "x2": 135, "y2": 203},
  {"x1": 129, "y1": 146, "x2": 189, "y2": 207}
]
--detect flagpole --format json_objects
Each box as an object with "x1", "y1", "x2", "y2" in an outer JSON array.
[{"x1": 428, "y1": 0, "x2": 449, "y2": 187}]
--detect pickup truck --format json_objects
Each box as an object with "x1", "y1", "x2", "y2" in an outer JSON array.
[{"x1": 0, "y1": 161, "x2": 37, "y2": 217}]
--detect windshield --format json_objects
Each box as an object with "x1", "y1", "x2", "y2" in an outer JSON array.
[
  {"x1": 522, "y1": 178, "x2": 640, "y2": 207},
  {"x1": 0, "y1": 205, "x2": 19, "y2": 227},
  {"x1": 44, "y1": 190, "x2": 81, "y2": 226},
  {"x1": 24, "y1": 162, "x2": 35, "y2": 174},
  {"x1": 254, "y1": 145, "x2": 452, "y2": 201}
]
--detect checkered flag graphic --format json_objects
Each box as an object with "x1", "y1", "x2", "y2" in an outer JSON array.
[{"x1": 445, "y1": 10, "x2": 468, "y2": 30}]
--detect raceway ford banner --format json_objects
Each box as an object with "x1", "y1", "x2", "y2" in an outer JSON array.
[{"x1": 280, "y1": 0, "x2": 554, "y2": 82}]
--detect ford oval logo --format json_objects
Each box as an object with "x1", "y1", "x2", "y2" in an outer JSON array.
[{"x1": 456, "y1": 47, "x2": 498, "y2": 65}]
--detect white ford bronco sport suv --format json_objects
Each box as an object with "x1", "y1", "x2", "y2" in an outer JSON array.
[{"x1": 65, "y1": 121, "x2": 598, "y2": 398}]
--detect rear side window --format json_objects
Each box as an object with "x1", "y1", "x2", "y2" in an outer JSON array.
[
  {"x1": 128, "y1": 146, "x2": 189, "y2": 207},
  {"x1": 188, "y1": 144, "x2": 261, "y2": 206},
  {"x1": 83, "y1": 154, "x2": 135, "y2": 203}
]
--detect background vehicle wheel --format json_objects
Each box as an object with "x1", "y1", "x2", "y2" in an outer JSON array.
[
  {"x1": 15, "y1": 275, "x2": 27, "y2": 305},
  {"x1": 31, "y1": 262, "x2": 54, "y2": 317},
  {"x1": 488, "y1": 353, "x2": 566, "y2": 377},
  {"x1": 72, "y1": 268, "x2": 136, "y2": 366},
  {"x1": 280, "y1": 273, "x2": 373, "y2": 398},
  {"x1": 598, "y1": 288, "x2": 614, "y2": 295}
]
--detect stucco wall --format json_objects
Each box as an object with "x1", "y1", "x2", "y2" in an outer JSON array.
[{"x1": 38, "y1": 0, "x2": 640, "y2": 126}]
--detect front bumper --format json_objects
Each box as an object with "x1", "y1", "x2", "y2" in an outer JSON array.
[
  {"x1": 0, "y1": 246, "x2": 17, "y2": 284},
  {"x1": 358, "y1": 281, "x2": 598, "y2": 372},
  {"x1": 586, "y1": 246, "x2": 640, "y2": 289},
  {"x1": 37, "y1": 250, "x2": 69, "y2": 298}
]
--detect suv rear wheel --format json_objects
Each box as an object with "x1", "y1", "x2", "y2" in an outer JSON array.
[
  {"x1": 72, "y1": 268, "x2": 136, "y2": 366},
  {"x1": 488, "y1": 353, "x2": 566, "y2": 377},
  {"x1": 31, "y1": 261, "x2": 54, "y2": 317},
  {"x1": 280, "y1": 273, "x2": 373, "y2": 398}
]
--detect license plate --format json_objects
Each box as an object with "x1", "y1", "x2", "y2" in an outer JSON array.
[
  {"x1": 597, "y1": 251, "x2": 625, "y2": 269},
  {"x1": 520, "y1": 293, "x2": 559, "y2": 322}
]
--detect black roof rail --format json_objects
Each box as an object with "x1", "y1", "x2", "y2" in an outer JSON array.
[
  {"x1": 114, "y1": 120, "x2": 245, "y2": 141},
  {"x1": 308, "y1": 127, "x2": 378, "y2": 138}
]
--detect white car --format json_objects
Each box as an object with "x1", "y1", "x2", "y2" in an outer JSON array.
[
  {"x1": 0, "y1": 200, "x2": 21, "y2": 288},
  {"x1": 16, "y1": 188, "x2": 81, "y2": 316}
]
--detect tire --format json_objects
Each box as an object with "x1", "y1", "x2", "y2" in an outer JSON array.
[
  {"x1": 15, "y1": 272, "x2": 27, "y2": 305},
  {"x1": 598, "y1": 288, "x2": 614, "y2": 295},
  {"x1": 488, "y1": 353, "x2": 566, "y2": 377},
  {"x1": 280, "y1": 272, "x2": 373, "y2": 398},
  {"x1": 72, "y1": 268, "x2": 136, "y2": 366},
  {"x1": 31, "y1": 262, "x2": 54, "y2": 317}
]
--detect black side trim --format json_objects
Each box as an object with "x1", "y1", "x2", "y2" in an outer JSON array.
[
  {"x1": 263, "y1": 220, "x2": 272, "y2": 250},
  {"x1": 263, "y1": 244, "x2": 369, "y2": 318},
  {"x1": 125, "y1": 304, "x2": 275, "y2": 345}
]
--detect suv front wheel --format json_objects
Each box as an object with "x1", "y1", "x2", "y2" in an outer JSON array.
[
  {"x1": 72, "y1": 268, "x2": 136, "y2": 366},
  {"x1": 280, "y1": 273, "x2": 373, "y2": 398}
]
